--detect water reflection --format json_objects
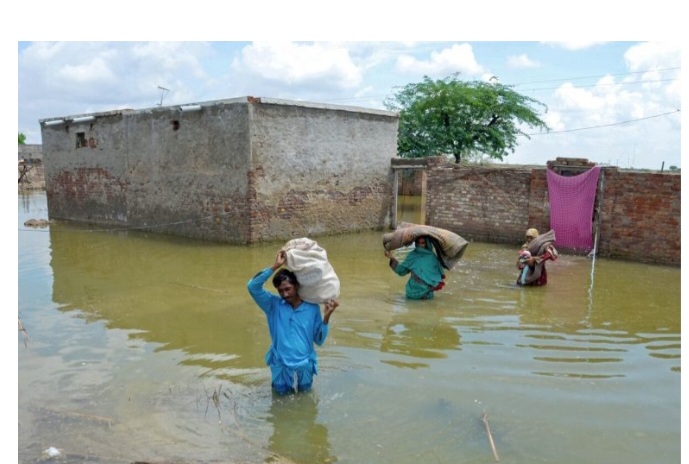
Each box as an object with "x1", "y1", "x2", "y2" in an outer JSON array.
[
  {"x1": 266, "y1": 393, "x2": 336, "y2": 463},
  {"x1": 396, "y1": 194, "x2": 424, "y2": 225},
  {"x1": 381, "y1": 302, "x2": 460, "y2": 364},
  {"x1": 47, "y1": 222, "x2": 272, "y2": 380}
]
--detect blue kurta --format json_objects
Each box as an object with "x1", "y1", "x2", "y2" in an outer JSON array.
[{"x1": 247, "y1": 267, "x2": 329, "y2": 393}]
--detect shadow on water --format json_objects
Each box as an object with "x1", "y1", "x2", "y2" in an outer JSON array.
[{"x1": 18, "y1": 192, "x2": 680, "y2": 464}]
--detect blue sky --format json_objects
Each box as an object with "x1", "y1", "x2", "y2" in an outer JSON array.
[{"x1": 17, "y1": 40, "x2": 681, "y2": 170}]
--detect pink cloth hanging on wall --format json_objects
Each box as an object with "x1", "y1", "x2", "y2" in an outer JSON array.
[{"x1": 546, "y1": 166, "x2": 601, "y2": 252}]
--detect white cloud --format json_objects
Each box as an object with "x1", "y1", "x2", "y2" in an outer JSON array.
[
  {"x1": 57, "y1": 57, "x2": 117, "y2": 84},
  {"x1": 624, "y1": 41, "x2": 681, "y2": 71},
  {"x1": 663, "y1": 78, "x2": 681, "y2": 103},
  {"x1": 538, "y1": 65, "x2": 680, "y2": 170},
  {"x1": 233, "y1": 42, "x2": 362, "y2": 88},
  {"x1": 23, "y1": 42, "x2": 69, "y2": 61},
  {"x1": 542, "y1": 41, "x2": 608, "y2": 51},
  {"x1": 507, "y1": 54, "x2": 540, "y2": 69},
  {"x1": 395, "y1": 43, "x2": 484, "y2": 76},
  {"x1": 20, "y1": 42, "x2": 210, "y2": 103},
  {"x1": 131, "y1": 42, "x2": 209, "y2": 78},
  {"x1": 555, "y1": 83, "x2": 604, "y2": 111},
  {"x1": 542, "y1": 110, "x2": 565, "y2": 132},
  {"x1": 553, "y1": 76, "x2": 649, "y2": 128}
]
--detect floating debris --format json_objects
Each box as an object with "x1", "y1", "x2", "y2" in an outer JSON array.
[
  {"x1": 43, "y1": 446, "x2": 61, "y2": 458},
  {"x1": 24, "y1": 219, "x2": 50, "y2": 228}
]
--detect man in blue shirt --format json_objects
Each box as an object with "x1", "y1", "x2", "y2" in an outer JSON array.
[{"x1": 248, "y1": 251, "x2": 339, "y2": 395}]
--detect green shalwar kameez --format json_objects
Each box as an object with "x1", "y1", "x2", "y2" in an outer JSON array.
[{"x1": 388, "y1": 242, "x2": 446, "y2": 300}]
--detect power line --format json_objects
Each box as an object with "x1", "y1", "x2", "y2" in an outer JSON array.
[
  {"x1": 517, "y1": 77, "x2": 679, "y2": 93},
  {"x1": 510, "y1": 66, "x2": 681, "y2": 87},
  {"x1": 525, "y1": 109, "x2": 680, "y2": 136}
]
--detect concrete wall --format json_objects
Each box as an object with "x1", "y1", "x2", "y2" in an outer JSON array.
[
  {"x1": 247, "y1": 100, "x2": 397, "y2": 242},
  {"x1": 414, "y1": 157, "x2": 680, "y2": 266},
  {"x1": 41, "y1": 97, "x2": 399, "y2": 244},
  {"x1": 19, "y1": 144, "x2": 43, "y2": 162}
]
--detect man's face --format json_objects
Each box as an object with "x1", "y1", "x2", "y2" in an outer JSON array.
[{"x1": 277, "y1": 280, "x2": 299, "y2": 302}]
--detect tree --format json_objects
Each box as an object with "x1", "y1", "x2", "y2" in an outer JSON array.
[
  {"x1": 384, "y1": 73, "x2": 550, "y2": 164},
  {"x1": 18, "y1": 133, "x2": 26, "y2": 145}
]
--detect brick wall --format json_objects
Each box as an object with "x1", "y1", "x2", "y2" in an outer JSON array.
[
  {"x1": 599, "y1": 169, "x2": 680, "y2": 265},
  {"x1": 427, "y1": 163, "x2": 533, "y2": 244},
  {"x1": 418, "y1": 158, "x2": 680, "y2": 266}
]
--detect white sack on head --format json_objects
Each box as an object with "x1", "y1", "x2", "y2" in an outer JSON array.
[{"x1": 280, "y1": 238, "x2": 340, "y2": 304}]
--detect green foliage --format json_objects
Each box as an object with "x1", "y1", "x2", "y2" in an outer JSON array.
[
  {"x1": 18, "y1": 133, "x2": 26, "y2": 145},
  {"x1": 385, "y1": 73, "x2": 550, "y2": 163}
]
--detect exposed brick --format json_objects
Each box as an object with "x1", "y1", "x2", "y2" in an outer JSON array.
[{"x1": 424, "y1": 161, "x2": 680, "y2": 266}]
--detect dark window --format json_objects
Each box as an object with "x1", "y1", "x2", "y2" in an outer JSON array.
[{"x1": 76, "y1": 132, "x2": 87, "y2": 148}]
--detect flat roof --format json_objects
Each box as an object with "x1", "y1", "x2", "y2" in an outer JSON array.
[{"x1": 39, "y1": 96, "x2": 398, "y2": 124}]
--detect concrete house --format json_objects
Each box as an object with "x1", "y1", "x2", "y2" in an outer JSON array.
[{"x1": 40, "y1": 97, "x2": 400, "y2": 244}]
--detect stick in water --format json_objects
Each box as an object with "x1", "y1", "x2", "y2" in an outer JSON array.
[{"x1": 482, "y1": 410, "x2": 500, "y2": 462}]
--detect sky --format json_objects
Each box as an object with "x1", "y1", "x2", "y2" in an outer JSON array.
[{"x1": 15, "y1": 38, "x2": 682, "y2": 171}]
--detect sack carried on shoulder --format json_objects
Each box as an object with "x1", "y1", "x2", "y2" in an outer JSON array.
[{"x1": 281, "y1": 238, "x2": 340, "y2": 304}]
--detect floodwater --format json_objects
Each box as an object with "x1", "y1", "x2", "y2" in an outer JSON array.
[{"x1": 18, "y1": 192, "x2": 680, "y2": 464}]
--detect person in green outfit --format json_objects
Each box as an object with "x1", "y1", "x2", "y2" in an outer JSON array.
[{"x1": 384, "y1": 235, "x2": 446, "y2": 300}]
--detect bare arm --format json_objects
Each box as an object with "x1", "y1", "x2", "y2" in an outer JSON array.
[
  {"x1": 271, "y1": 250, "x2": 286, "y2": 271},
  {"x1": 384, "y1": 249, "x2": 400, "y2": 266},
  {"x1": 323, "y1": 298, "x2": 339, "y2": 325}
]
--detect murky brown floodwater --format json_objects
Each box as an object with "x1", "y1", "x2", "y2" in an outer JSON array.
[{"x1": 18, "y1": 192, "x2": 680, "y2": 464}]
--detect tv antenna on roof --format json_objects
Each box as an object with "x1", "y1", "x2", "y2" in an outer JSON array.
[{"x1": 157, "y1": 86, "x2": 170, "y2": 106}]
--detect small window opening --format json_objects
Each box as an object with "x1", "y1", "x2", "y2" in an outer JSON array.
[{"x1": 76, "y1": 132, "x2": 87, "y2": 148}]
